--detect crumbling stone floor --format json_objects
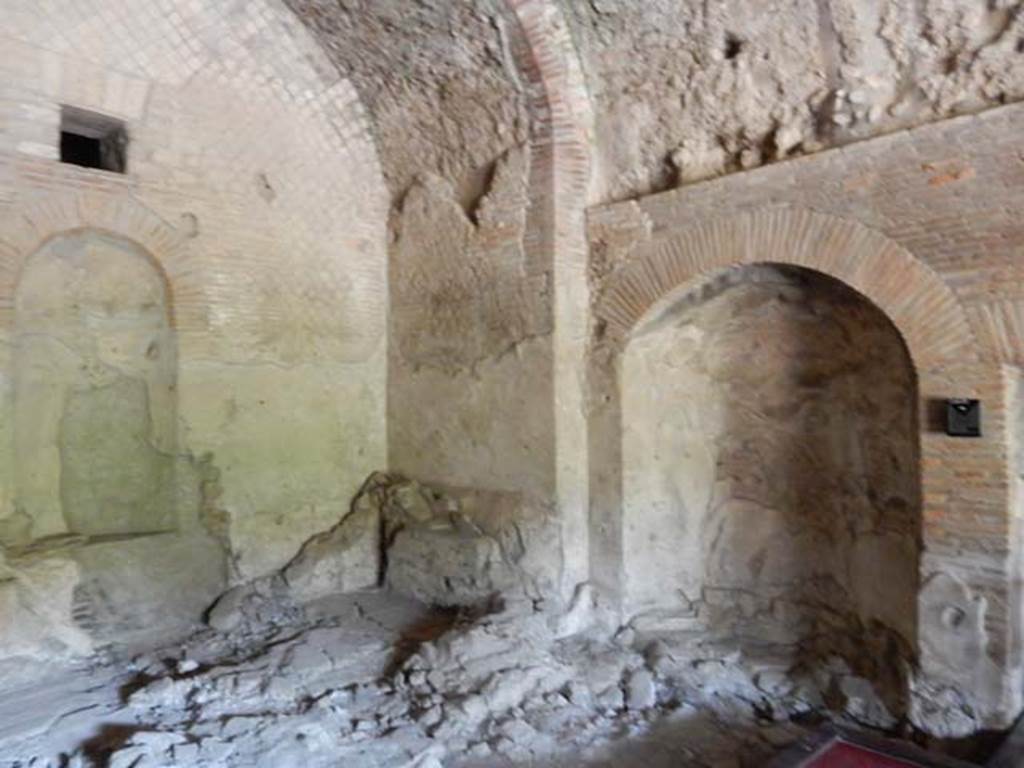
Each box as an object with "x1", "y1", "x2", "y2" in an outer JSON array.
[{"x1": 0, "y1": 590, "x2": 914, "y2": 768}]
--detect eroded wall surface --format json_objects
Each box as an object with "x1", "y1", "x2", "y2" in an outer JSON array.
[
  {"x1": 567, "y1": 0, "x2": 1024, "y2": 202},
  {"x1": 388, "y1": 148, "x2": 556, "y2": 495},
  {"x1": 0, "y1": 0, "x2": 388, "y2": 659},
  {"x1": 289, "y1": 2, "x2": 550, "y2": 489},
  {"x1": 15, "y1": 231, "x2": 178, "y2": 539},
  {"x1": 289, "y1": 0, "x2": 589, "y2": 592}
]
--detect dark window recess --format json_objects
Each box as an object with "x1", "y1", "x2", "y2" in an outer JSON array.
[{"x1": 59, "y1": 106, "x2": 127, "y2": 173}]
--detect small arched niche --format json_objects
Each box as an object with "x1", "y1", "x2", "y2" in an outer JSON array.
[
  {"x1": 621, "y1": 263, "x2": 920, "y2": 686},
  {"x1": 14, "y1": 230, "x2": 178, "y2": 539}
]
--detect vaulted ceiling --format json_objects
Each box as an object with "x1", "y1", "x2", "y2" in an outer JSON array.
[{"x1": 287, "y1": 0, "x2": 1024, "y2": 205}]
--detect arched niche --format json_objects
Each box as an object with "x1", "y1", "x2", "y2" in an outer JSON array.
[
  {"x1": 619, "y1": 265, "x2": 920, "y2": 684},
  {"x1": 585, "y1": 207, "x2": 1024, "y2": 731},
  {"x1": 13, "y1": 230, "x2": 178, "y2": 539}
]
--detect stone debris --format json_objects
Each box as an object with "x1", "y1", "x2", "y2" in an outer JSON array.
[
  {"x1": 386, "y1": 521, "x2": 513, "y2": 606},
  {"x1": 0, "y1": 471, "x2": 985, "y2": 767},
  {"x1": 0, "y1": 0, "x2": 1021, "y2": 764},
  {"x1": 281, "y1": 473, "x2": 383, "y2": 603},
  {"x1": 197, "y1": 473, "x2": 562, "y2": 646},
  {"x1": 625, "y1": 668, "x2": 657, "y2": 711},
  {"x1": 0, "y1": 583, "x2": 929, "y2": 768}
]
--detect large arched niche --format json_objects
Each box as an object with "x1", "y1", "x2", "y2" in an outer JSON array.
[
  {"x1": 0, "y1": 199, "x2": 225, "y2": 657},
  {"x1": 585, "y1": 208, "x2": 1024, "y2": 731},
  {"x1": 620, "y1": 264, "x2": 920, "y2": 666},
  {"x1": 13, "y1": 229, "x2": 178, "y2": 540}
]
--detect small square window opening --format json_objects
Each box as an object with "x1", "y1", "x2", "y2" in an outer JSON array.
[{"x1": 59, "y1": 105, "x2": 127, "y2": 173}]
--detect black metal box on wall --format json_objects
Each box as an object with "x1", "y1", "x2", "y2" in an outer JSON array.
[{"x1": 946, "y1": 398, "x2": 981, "y2": 438}]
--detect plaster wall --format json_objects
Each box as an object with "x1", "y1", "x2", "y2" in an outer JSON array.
[{"x1": 15, "y1": 231, "x2": 177, "y2": 539}]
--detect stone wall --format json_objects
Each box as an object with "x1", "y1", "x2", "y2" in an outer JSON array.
[
  {"x1": 0, "y1": 0, "x2": 388, "y2": 658},
  {"x1": 378, "y1": 0, "x2": 594, "y2": 598},
  {"x1": 388, "y1": 145, "x2": 554, "y2": 495}
]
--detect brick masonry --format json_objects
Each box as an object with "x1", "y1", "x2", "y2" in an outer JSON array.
[
  {"x1": 1, "y1": 0, "x2": 1021, "y2": 736},
  {"x1": 0, "y1": 0, "x2": 389, "y2": 579},
  {"x1": 587, "y1": 103, "x2": 1024, "y2": 729},
  {"x1": 590, "y1": 104, "x2": 1024, "y2": 366},
  {"x1": 508, "y1": 0, "x2": 594, "y2": 594}
]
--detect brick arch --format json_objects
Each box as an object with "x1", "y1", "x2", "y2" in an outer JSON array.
[
  {"x1": 596, "y1": 207, "x2": 980, "y2": 372},
  {"x1": 506, "y1": 0, "x2": 594, "y2": 208},
  {"x1": 0, "y1": 191, "x2": 202, "y2": 332},
  {"x1": 504, "y1": 0, "x2": 595, "y2": 595}
]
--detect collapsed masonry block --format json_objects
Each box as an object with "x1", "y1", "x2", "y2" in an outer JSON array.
[
  {"x1": 0, "y1": 530, "x2": 226, "y2": 677},
  {"x1": 387, "y1": 520, "x2": 517, "y2": 606},
  {"x1": 281, "y1": 487, "x2": 381, "y2": 603},
  {"x1": 375, "y1": 474, "x2": 563, "y2": 607}
]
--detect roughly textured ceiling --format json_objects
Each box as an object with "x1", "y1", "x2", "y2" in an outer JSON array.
[
  {"x1": 568, "y1": 0, "x2": 1024, "y2": 200},
  {"x1": 287, "y1": 0, "x2": 1024, "y2": 205},
  {"x1": 285, "y1": 0, "x2": 530, "y2": 207}
]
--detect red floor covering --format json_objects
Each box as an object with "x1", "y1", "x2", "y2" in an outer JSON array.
[{"x1": 805, "y1": 742, "x2": 927, "y2": 767}]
